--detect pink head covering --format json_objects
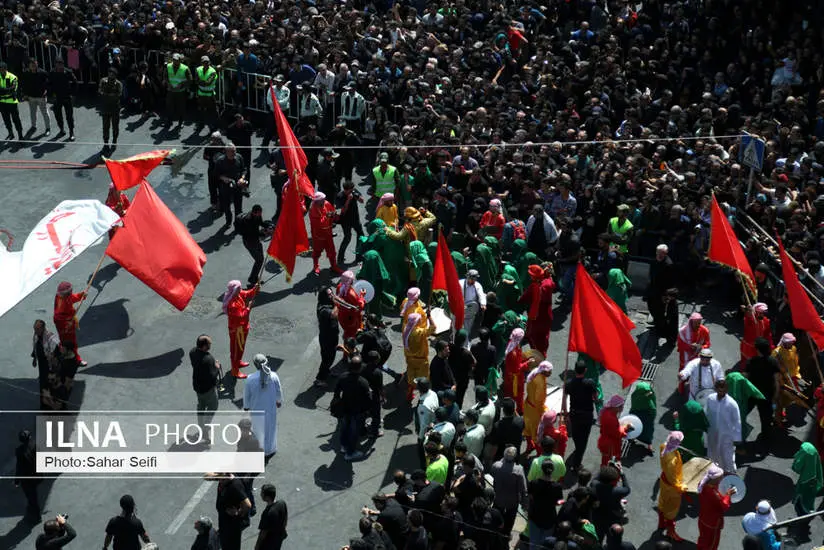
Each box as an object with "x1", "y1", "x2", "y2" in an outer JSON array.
[
  {"x1": 404, "y1": 313, "x2": 421, "y2": 350},
  {"x1": 376, "y1": 193, "x2": 395, "y2": 211},
  {"x1": 537, "y1": 409, "x2": 558, "y2": 440},
  {"x1": 222, "y1": 280, "x2": 242, "y2": 313},
  {"x1": 754, "y1": 302, "x2": 768, "y2": 314},
  {"x1": 604, "y1": 394, "x2": 625, "y2": 409},
  {"x1": 662, "y1": 431, "x2": 684, "y2": 456},
  {"x1": 489, "y1": 199, "x2": 502, "y2": 213},
  {"x1": 401, "y1": 287, "x2": 421, "y2": 317},
  {"x1": 526, "y1": 360, "x2": 553, "y2": 383},
  {"x1": 312, "y1": 192, "x2": 326, "y2": 202},
  {"x1": 338, "y1": 271, "x2": 355, "y2": 295},
  {"x1": 689, "y1": 312, "x2": 703, "y2": 321},
  {"x1": 57, "y1": 281, "x2": 73, "y2": 296},
  {"x1": 697, "y1": 464, "x2": 724, "y2": 493},
  {"x1": 505, "y1": 328, "x2": 525, "y2": 355},
  {"x1": 780, "y1": 332, "x2": 797, "y2": 345}
]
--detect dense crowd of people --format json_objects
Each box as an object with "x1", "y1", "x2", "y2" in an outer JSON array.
[{"x1": 8, "y1": 0, "x2": 824, "y2": 548}]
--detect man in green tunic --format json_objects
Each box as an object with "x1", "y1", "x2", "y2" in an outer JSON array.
[
  {"x1": 472, "y1": 242, "x2": 498, "y2": 291},
  {"x1": 358, "y1": 218, "x2": 407, "y2": 298},
  {"x1": 674, "y1": 399, "x2": 709, "y2": 459},
  {"x1": 606, "y1": 268, "x2": 632, "y2": 313},
  {"x1": 409, "y1": 241, "x2": 433, "y2": 303},
  {"x1": 725, "y1": 371, "x2": 765, "y2": 441},
  {"x1": 492, "y1": 310, "x2": 526, "y2": 365},
  {"x1": 628, "y1": 381, "x2": 656, "y2": 452},
  {"x1": 357, "y1": 250, "x2": 396, "y2": 321},
  {"x1": 791, "y1": 442, "x2": 823, "y2": 538},
  {"x1": 495, "y1": 264, "x2": 522, "y2": 312}
]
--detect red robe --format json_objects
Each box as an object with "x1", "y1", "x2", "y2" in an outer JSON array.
[
  {"x1": 503, "y1": 347, "x2": 530, "y2": 414},
  {"x1": 677, "y1": 323, "x2": 710, "y2": 392},
  {"x1": 519, "y1": 277, "x2": 556, "y2": 355},
  {"x1": 336, "y1": 283, "x2": 365, "y2": 339},
  {"x1": 54, "y1": 292, "x2": 84, "y2": 361},
  {"x1": 227, "y1": 287, "x2": 258, "y2": 370},
  {"x1": 740, "y1": 312, "x2": 772, "y2": 363},
  {"x1": 696, "y1": 485, "x2": 731, "y2": 550},
  {"x1": 597, "y1": 408, "x2": 628, "y2": 465},
  {"x1": 537, "y1": 423, "x2": 568, "y2": 457},
  {"x1": 106, "y1": 191, "x2": 130, "y2": 238},
  {"x1": 310, "y1": 201, "x2": 337, "y2": 263},
  {"x1": 479, "y1": 211, "x2": 505, "y2": 239}
]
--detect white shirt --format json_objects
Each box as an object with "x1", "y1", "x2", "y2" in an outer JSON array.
[
  {"x1": 679, "y1": 358, "x2": 724, "y2": 399},
  {"x1": 340, "y1": 91, "x2": 366, "y2": 120},
  {"x1": 459, "y1": 279, "x2": 487, "y2": 307},
  {"x1": 313, "y1": 70, "x2": 335, "y2": 104},
  {"x1": 430, "y1": 421, "x2": 456, "y2": 449},
  {"x1": 264, "y1": 84, "x2": 290, "y2": 112},
  {"x1": 417, "y1": 390, "x2": 440, "y2": 440},
  {"x1": 462, "y1": 423, "x2": 486, "y2": 459}
]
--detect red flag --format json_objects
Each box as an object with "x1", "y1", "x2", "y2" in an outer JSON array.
[
  {"x1": 431, "y1": 229, "x2": 464, "y2": 330},
  {"x1": 569, "y1": 264, "x2": 641, "y2": 387},
  {"x1": 708, "y1": 195, "x2": 756, "y2": 296},
  {"x1": 106, "y1": 182, "x2": 206, "y2": 310},
  {"x1": 270, "y1": 88, "x2": 315, "y2": 198},
  {"x1": 267, "y1": 173, "x2": 309, "y2": 282},
  {"x1": 105, "y1": 150, "x2": 172, "y2": 191},
  {"x1": 778, "y1": 238, "x2": 824, "y2": 349}
]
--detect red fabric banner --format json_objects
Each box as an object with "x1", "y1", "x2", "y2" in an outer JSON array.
[
  {"x1": 431, "y1": 229, "x2": 465, "y2": 330},
  {"x1": 105, "y1": 150, "x2": 172, "y2": 191},
  {"x1": 270, "y1": 88, "x2": 315, "y2": 198},
  {"x1": 778, "y1": 238, "x2": 824, "y2": 349},
  {"x1": 708, "y1": 195, "x2": 756, "y2": 296},
  {"x1": 267, "y1": 173, "x2": 310, "y2": 282}
]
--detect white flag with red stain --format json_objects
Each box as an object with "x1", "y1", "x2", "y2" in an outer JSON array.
[{"x1": 0, "y1": 200, "x2": 121, "y2": 318}]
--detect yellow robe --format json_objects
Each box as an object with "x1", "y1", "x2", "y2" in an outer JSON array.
[
  {"x1": 772, "y1": 345, "x2": 800, "y2": 380},
  {"x1": 405, "y1": 324, "x2": 435, "y2": 383},
  {"x1": 376, "y1": 204, "x2": 399, "y2": 229},
  {"x1": 658, "y1": 444, "x2": 687, "y2": 520},
  {"x1": 400, "y1": 299, "x2": 428, "y2": 331},
  {"x1": 523, "y1": 374, "x2": 547, "y2": 438}
]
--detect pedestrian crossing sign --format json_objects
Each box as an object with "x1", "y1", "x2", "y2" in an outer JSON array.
[{"x1": 739, "y1": 135, "x2": 765, "y2": 171}]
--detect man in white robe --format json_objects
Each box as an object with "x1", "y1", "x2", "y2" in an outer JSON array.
[
  {"x1": 679, "y1": 348, "x2": 725, "y2": 402},
  {"x1": 705, "y1": 379, "x2": 741, "y2": 473},
  {"x1": 459, "y1": 269, "x2": 487, "y2": 346},
  {"x1": 243, "y1": 354, "x2": 282, "y2": 458}
]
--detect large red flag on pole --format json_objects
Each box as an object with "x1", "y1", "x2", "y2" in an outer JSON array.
[
  {"x1": 569, "y1": 264, "x2": 641, "y2": 387},
  {"x1": 105, "y1": 150, "x2": 172, "y2": 191},
  {"x1": 777, "y1": 237, "x2": 824, "y2": 349},
  {"x1": 106, "y1": 182, "x2": 206, "y2": 310},
  {"x1": 270, "y1": 87, "x2": 315, "y2": 198},
  {"x1": 431, "y1": 229, "x2": 464, "y2": 330},
  {"x1": 267, "y1": 171, "x2": 310, "y2": 282},
  {"x1": 708, "y1": 195, "x2": 756, "y2": 296}
]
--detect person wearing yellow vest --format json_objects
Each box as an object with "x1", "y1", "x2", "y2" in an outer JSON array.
[
  {"x1": 164, "y1": 53, "x2": 191, "y2": 128},
  {"x1": 0, "y1": 62, "x2": 23, "y2": 140},
  {"x1": 195, "y1": 55, "x2": 218, "y2": 129},
  {"x1": 369, "y1": 153, "x2": 400, "y2": 206},
  {"x1": 607, "y1": 204, "x2": 634, "y2": 257}
]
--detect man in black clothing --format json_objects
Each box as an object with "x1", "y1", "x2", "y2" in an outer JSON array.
[
  {"x1": 235, "y1": 204, "x2": 268, "y2": 287},
  {"x1": 99, "y1": 67, "x2": 123, "y2": 152},
  {"x1": 20, "y1": 58, "x2": 50, "y2": 134},
  {"x1": 298, "y1": 124, "x2": 323, "y2": 182},
  {"x1": 333, "y1": 355, "x2": 372, "y2": 461},
  {"x1": 565, "y1": 361, "x2": 598, "y2": 471},
  {"x1": 103, "y1": 494, "x2": 152, "y2": 550},
  {"x1": 256, "y1": 483, "x2": 288, "y2": 550},
  {"x1": 364, "y1": 493, "x2": 409, "y2": 549},
  {"x1": 315, "y1": 286, "x2": 339, "y2": 386},
  {"x1": 527, "y1": 459, "x2": 563, "y2": 546},
  {"x1": 48, "y1": 58, "x2": 76, "y2": 140},
  {"x1": 356, "y1": 516, "x2": 395, "y2": 550},
  {"x1": 317, "y1": 147, "x2": 340, "y2": 197},
  {"x1": 268, "y1": 146, "x2": 288, "y2": 224},
  {"x1": 409, "y1": 469, "x2": 446, "y2": 530},
  {"x1": 190, "y1": 335, "x2": 220, "y2": 431},
  {"x1": 362, "y1": 351, "x2": 386, "y2": 438},
  {"x1": 605, "y1": 524, "x2": 637, "y2": 550},
  {"x1": 645, "y1": 244, "x2": 675, "y2": 336},
  {"x1": 335, "y1": 180, "x2": 364, "y2": 265},
  {"x1": 744, "y1": 337, "x2": 781, "y2": 444},
  {"x1": 488, "y1": 398, "x2": 524, "y2": 461},
  {"x1": 430, "y1": 339, "x2": 456, "y2": 393},
  {"x1": 191, "y1": 516, "x2": 220, "y2": 550},
  {"x1": 208, "y1": 473, "x2": 251, "y2": 550},
  {"x1": 203, "y1": 132, "x2": 225, "y2": 211},
  {"x1": 470, "y1": 328, "x2": 496, "y2": 388},
  {"x1": 591, "y1": 464, "x2": 630, "y2": 543},
  {"x1": 226, "y1": 113, "x2": 254, "y2": 179},
  {"x1": 215, "y1": 144, "x2": 247, "y2": 227},
  {"x1": 449, "y1": 331, "x2": 476, "y2": 406},
  {"x1": 15, "y1": 429, "x2": 41, "y2": 522},
  {"x1": 35, "y1": 515, "x2": 76, "y2": 549}
]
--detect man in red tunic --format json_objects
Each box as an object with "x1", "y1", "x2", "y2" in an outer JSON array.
[
  {"x1": 335, "y1": 270, "x2": 365, "y2": 339},
  {"x1": 696, "y1": 464, "x2": 734, "y2": 550},
  {"x1": 223, "y1": 279, "x2": 258, "y2": 379},
  {"x1": 740, "y1": 302, "x2": 772, "y2": 365},
  {"x1": 104, "y1": 183, "x2": 130, "y2": 239},
  {"x1": 503, "y1": 328, "x2": 531, "y2": 415},
  {"x1": 519, "y1": 264, "x2": 556, "y2": 356},
  {"x1": 309, "y1": 192, "x2": 342, "y2": 275},
  {"x1": 53, "y1": 282, "x2": 87, "y2": 366},
  {"x1": 479, "y1": 199, "x2": 505, "y2": 239},
  {"x1": 677, "y1": 312, "x2": 711, "y2": 394},
  {"x1": 597, "y1": 394, "x2": 629, "y2": 466}
]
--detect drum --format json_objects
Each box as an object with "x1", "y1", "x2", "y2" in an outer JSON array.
[
  {"x1": 523, "y1": 349, "x2": 546, "y2": 363},
  {"x1": 353, "y1": 280, "x2": 375, "y2": 303},
  {"x1": 719, "y1": 474, "x2": 746, "y2": 503},
  {"x1": 682, "y1": 457, "x2": 714, "y2": 493},
  {"x1": 619, "y1": 414, "x2": 643, "y2": 440}
]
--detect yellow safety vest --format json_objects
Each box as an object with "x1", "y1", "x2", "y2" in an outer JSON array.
[
  {"x1": 609, "y1": 217, "x2": 633, "y2": 253},
  {"x1": 167, "y1": 63, "x2": 189, "y2": 90},
  {"x1": 0, "y1": 72, "x2": 19, "y2": 104},
  {"x1": 196, "y1": 66, "x2": 216, "y2": 96},
  {"x1": 373, "y1": 165, "x2": 396, "y2": 196}
]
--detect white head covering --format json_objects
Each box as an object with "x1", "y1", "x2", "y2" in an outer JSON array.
[
  {"x1": 754, "y1": 302, "x2": 768, "y2": 314},
  {"x1": 401, "y1": 288, "x2": 420, "y2": 317},
  {"x1": 489, "y1": 199, "x2": 502, "y2": 213},
  {"x1": 338, "y1": 271, "x2": 355, "y2": 296},
  {"x1": 697, "y1": 464, "x2": 724, "y2": 493},
  {"x1": 780, "y1": 332, "x2": 797, "y2": 345},
  {"x1": 526, "y1": 360, "x2": 553, "y2": 383},
  {"x1": 742, "y1": 501, "x2": 776, "y2": 534},
  {"x1": 253, "y1": 354, "x2": 271, "y2": 387},
  {"x1": 222, "y1": 280, "x2": 242, "y2": 313},
  {"x1": 506, "y1": 328, "x2": 525, "y2": 355},
  {"x1": 404, "y1": 313, "x2": 421, "y2": 350}
]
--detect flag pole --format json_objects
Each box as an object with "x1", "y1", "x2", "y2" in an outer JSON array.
[
  {"x1": 806, "y1": 333, "x2": 824, "y2": 386},
  {"x1": 560, "y1": 264, "x2": 578, "y2": 418}
]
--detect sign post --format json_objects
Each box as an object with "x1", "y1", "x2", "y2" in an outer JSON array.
[{"x1": 740, "y1": 134, "x2": 765, "y2": 205}]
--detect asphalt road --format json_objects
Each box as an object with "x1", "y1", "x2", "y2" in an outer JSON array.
[{"x1": 0, "y1": 103, "x2": 821, "y2": 550}]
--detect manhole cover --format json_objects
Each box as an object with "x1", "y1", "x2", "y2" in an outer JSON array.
[
  {"x1": 175, "y1": 295, "x2": 221, "y2": 319},
  {"x1": 254, "y1": 316, "x2": 297, "y2": 339}
]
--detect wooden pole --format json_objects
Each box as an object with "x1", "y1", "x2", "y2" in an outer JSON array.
[{"x1": 806, "y1": 333, "x2": 824, "y2": 386}]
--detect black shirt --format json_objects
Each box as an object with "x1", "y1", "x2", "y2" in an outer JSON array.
[
  {"x1": 528, "y1": 478, "x2": 563, "y2": 528},
  {"x1": 257, "y1": 500, "x2": 288, "y2": 548},
  {"x1": 226, "y1": 121, "x2": 254, "y2": 148},
  {"x1": 190, "y1": 527, "x2": 220, "y2": 550},
  {"x1": 214, "y1": 153, "x2": 246, "y2": 182},
  {"x1": 15, "y1": 440, "x2": 37, "y2": 480},
  {"x1": 489, "y1": 415, "x2": 525, "y2": 459},
  {"x1": 20, "y1": 67, "x2": 48, "y2": 97},
  {"x1": 317, "y1": 304, "x2": 339, "y2": 346},
  {"x1": 470, "y1": 341, "x2": 496, "y2": 383},
  {"x1": 235, "y1": 212, "x2": 265, "y2": 242},
  {"x1": 189, "y1": 347, "x2": 219, "y2": 394},
  {"x1": 333, "y1": 372, "x2": 372, "y2": 415},
  {"x1": 35, "y1": 523, "x2": 76, "y2": 549},
  {"x1": 334, "y1": 190, "x2": 362, "y2": 227},
  {"x1": 565, "y1": 376, "x2": 597, "y2": 415},
  {"x1": 745, "y1": 355, "x2": 781, "y2": 398},
  {"x1": 377, "y1": 498, "x2": 410, "y2": 548},
  {"x1": 216, "y1": 477, "x2": 249, "y2": 528},
  {"x1": 429, "y1": 355, "x2": 455, "y2": 392},
  {"x1": 48, "y1": 69, "x2": 77, "y2": 99},
  {"x1": 105, "y1": 515, "x2": 146, "y2": 550},
  {"x1": 448, "y1": 346, "x2": 474, "y2": 386},
  {"x1": 404, "y1": 527, "x2": 429, "y2": 550},
  {"x1": 412, "y1": 481, "x2": 446, "y2": 521}
]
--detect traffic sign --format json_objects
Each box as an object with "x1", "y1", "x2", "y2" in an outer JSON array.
[{"x1": 739, "y1": 135, "x2": 765, "y2": 172}]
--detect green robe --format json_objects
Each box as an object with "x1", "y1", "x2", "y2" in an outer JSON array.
[
  {"x1": 484, "y1": 236, "x2": 502, "y2": 265},
  {"x1": 606, "y1": 268, "x2": 632, "y2": 313},
  {"x1": 495, "y1": 264, "x2": 523, "y2": 312},
  {"x1": 675, "y1": 400, "x2": 709, "y2": 459},
  {"x1": 472, "y1": 243, "x2": 499, "y2": 291},
  {"x1": 628, "y1": 381, "x2": 657, "y2": 445},
  {"x1": 357, "y1": 250, "x2": 395, "y2": 320},
  {"x1": 516, "y1": 251, "x2": 540, "y2": 288},
  {"x1": 792, "y1": 442, "x2": 824, "y2": 513},
  {"x1": 358, "y1": 219, "x2": 407, "y2": 298},
  {"x1": 427, "y1": 241, "x2": 438, "y2": 264},
  {"x1": 577, "y1": 354, "x2": 604, "y2": 411},
  {"x1": 451, "y1": 251, "x2": 468, "y2": 279},
  {"x1": 725, "y1": 372, "x2": 765, "y2": 440},
  {"x1": 492, "y1": 310, "x2": 526, "y2": 365},
  {"x1": 410, "y1": 240, "x2": 433, "y2": 303}
]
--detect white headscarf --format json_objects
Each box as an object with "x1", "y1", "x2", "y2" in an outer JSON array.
[
  {"x1": 742, "y1": 501, "x2": 776, "y2": 534},
  {"x1": 526, "y1": 360, "x2": 553, "y2": 384},
  {"x1": 403, "y1": 313, "x2": 421, "y2": 350},
  {"x1": 222, "y1": 280, "x2": 242, "y2": 313},
  {"x1": 697, "y1": 464, "x2": 724, "y2": 493},
  {"x1": 253, "y1": 354, "x2": 271, "y2": 387},
  {"x1": 338, "y1": 271, "x2": 355, "y2": 296},
  {"x1": 506, "y1": 328, "x2": 524, "y2": 355},
  {"x1": 401, "y1": 288, "x2": 420, "y2": 317}
]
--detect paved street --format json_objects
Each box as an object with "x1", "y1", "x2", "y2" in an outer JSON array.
[{"x1": 0, "y1": 105, "x2": 821, "y2": 549}]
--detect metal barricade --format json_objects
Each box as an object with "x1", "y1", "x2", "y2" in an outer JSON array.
[{"x1": 217, "y1": 68, "x2": 276, "y2": 114}]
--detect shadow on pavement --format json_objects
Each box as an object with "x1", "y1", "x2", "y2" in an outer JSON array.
[
  {"x1": 198, "y1": 225, "x2": 235, "y2": 254},
  {"x1": 81, "y1": 348, "x2": 184, "y2": 379},
  {"x1": 78, "y1": 298, "x2": 132, "y2": 346}
]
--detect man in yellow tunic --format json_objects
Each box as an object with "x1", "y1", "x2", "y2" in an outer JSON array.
[
  {"x1": 403, "y1": 312, "x2": 435, "y2": 402},
  {"x1": 523, "y1": 360, "x2": 552, "y2": 453},
  {"x1": 386, "y1": 206, "x2": 438, "y2": 249},
  {"x1": 658, "y1": 430, "x2": 687, "y2": 542},
  {"x1": 399, "y1": 287, "x2": 428, "y2": 331},
  {"x1": 772, "y1": 332, "x2": 802, "y2": 422}
]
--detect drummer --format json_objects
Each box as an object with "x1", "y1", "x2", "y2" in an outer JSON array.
[{"x1": 678, "y1": 348, "x2": 724, "y2": 403}]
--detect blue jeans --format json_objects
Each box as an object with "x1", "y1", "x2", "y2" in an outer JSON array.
[
  {"x1": 560, "y1": 264, "x2": 576, "y2": 297},
  {"x1": 340, "y1": 413, "x2": 363, "y2": 454},
  {"x1": 528, "y1": 521, "x2": 553, "y2": 548}
]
